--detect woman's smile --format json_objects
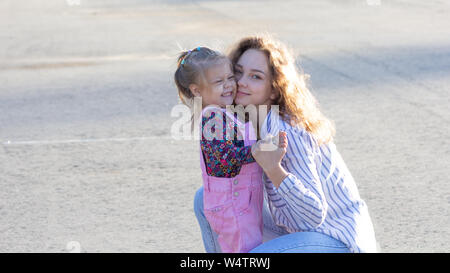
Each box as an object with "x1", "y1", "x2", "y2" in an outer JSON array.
[{"x1": 236, "y1": 89, "x2": 250, "y2": 97}]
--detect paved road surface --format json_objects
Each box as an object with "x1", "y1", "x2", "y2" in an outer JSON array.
[{"x1": 0, "y1": 0, "x2": 449, "y2": 252}]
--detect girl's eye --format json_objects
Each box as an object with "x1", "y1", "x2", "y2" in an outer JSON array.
[
  {"x1": 251, "y1": 75, "x2": 261, "y2": 80},
  {"x1": 228, "y1": 75, "x2": 235, "y2": 80},
  {"x1": 215, "y1": 80, "x2": 223, "y2": 84}
]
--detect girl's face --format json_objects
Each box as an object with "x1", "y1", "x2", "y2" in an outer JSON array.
[
  {"x1": 190, "y1": 60, "x2": 236, "y2": 108},
  {"x1": 234, "y1": 49, "x2": 277, "y2": 107}
]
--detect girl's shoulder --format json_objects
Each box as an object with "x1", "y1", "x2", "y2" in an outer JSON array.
[
  {"x1": 202, "y1": 106, "x2": 245, "y2": 127},
  {"x1": 201, "y1": 106, "x2": 228, "y2": 126},
  {"x1": 202, "y1": 105, "x2": 224, "y2": 118},
  {"x1": 201, "y1": 106, "x2": 246, "y2": 141}
]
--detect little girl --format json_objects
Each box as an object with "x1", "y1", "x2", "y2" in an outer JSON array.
[{"x1": 174, "y1": 46, "x2": 287, "y2": 253}]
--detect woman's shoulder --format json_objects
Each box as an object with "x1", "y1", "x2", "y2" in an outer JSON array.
[
  {"x1": 280, "y1": 118, "x2": 329, "y2": 153},
  {"x1": 268, "y1": 108, "x2": 332, "y2": 150},
  {"x1": 278, "y1": 117, "x2": 311, "y2": 138}
]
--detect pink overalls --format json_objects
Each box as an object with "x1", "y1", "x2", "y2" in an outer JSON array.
[{"x1": 199, "y1": 110, "x2": 264, "y2": 253}]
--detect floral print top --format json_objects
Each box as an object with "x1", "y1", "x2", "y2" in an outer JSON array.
[{"x1": 200, "y1": 109, "x2": 255, "y2": 178}]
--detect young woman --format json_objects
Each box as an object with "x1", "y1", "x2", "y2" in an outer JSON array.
[{"x1": 194, "y1": 36, "x2": 378, "y2": 253}]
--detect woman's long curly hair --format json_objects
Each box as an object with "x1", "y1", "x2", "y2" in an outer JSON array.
[{"x1": 228, "y1": 35, "x2": 335, "y2": 145}]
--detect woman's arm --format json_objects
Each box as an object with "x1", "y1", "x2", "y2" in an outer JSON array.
[
  {"x1": 254, "y1": 129, "x2": 328, "y2": 230},
  {"x1": 251, "y1": 132, "x2": 289, "y2": 185}
]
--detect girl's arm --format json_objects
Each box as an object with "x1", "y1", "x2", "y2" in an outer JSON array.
[
  {"x1": 201, "y1": 139, "x2": 254, "y2": 165},
  {"x1": 254, "y1": 129, "x2": 328, "y2": 230},
  {"x1": 221, "y1": 113, "x2": 255, "y2": 164},
  {"x1": 200, "y1": 111, "x2": 255, "y2": 177}
]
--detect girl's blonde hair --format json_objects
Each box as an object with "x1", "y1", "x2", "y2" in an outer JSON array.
[
  {"x1": 228, "y1": 35, "x2": 335, "y2": 145},
  {"x1": 174, "y1": 46, "x2": 230, "y2": 132},
  {"x1": 174, "y1": 46, "x2": 229, "y2": 107}
]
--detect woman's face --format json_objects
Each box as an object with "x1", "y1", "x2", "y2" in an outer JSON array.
[{"x1": 234, "y1": 49, "x2": 276, "y2": 107}]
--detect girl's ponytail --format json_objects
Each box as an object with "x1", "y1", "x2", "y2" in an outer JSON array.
[{"x1": 174, "y1": 50, "x2": 195, "y2": 106}]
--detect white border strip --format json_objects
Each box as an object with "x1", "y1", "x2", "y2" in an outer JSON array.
[{"x1": 1, "y1": 136, "x2": 175, "y2": 146}]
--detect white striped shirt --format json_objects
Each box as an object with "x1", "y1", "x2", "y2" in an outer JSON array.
[{"x1": 260, "y1": 108, "x2": 377, "y2": 253}]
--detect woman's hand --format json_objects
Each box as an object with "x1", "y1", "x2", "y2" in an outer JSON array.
[{"x1": 252, "y1": 131, "x2": 289, "y2": 188}]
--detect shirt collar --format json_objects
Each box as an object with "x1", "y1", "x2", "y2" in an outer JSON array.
[{"x1": 260, "y1": 106, "x2": 281, "y2": 139}]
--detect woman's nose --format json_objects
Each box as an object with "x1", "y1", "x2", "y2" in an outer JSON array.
[{"x1": 237, "y1": 75, "x2": 246, "y2": 87}]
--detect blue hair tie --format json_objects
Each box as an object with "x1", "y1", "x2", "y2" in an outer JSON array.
[
  {"x1": 181, "y1": 47, "x2": 200, "y2": 66},
  {"x1": 181, "y1": 50, "x2": 191, "y2": 65}
]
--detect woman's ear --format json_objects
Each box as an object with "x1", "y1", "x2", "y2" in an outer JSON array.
[{"x1": 189, "y1": 84, "x2": 202, "y2": 97}]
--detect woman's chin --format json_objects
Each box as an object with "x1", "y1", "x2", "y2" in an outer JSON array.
[{"x1": 234, "y1": 97, "x2": 250, "y2": 106}]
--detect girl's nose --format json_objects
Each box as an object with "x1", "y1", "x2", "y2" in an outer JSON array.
[{"x1": 224, "y1": 79, "x2": 233, "y2": 89}]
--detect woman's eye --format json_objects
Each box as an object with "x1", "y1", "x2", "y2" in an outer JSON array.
[
  {"x1": 228, "y1": 76, "x2": 235, "y2": 80},
  {"x1": 251, "y1": 75, "x2": 261, "y2": 80},
  {"x1": 215, "y1": 80, "x2": 223, "y2": 84}
]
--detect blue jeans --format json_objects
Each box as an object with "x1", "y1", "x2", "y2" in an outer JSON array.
[{"x1": 193, "y1": 186, "x2": 351, "y2": 253}]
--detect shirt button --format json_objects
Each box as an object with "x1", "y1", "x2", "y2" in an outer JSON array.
[
  {"x1": 233, "y1": 180, "x2": 238, "y2": 185},
  {"x1": 234, "y1": 192, "x2": 239, "y2": 197}
]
